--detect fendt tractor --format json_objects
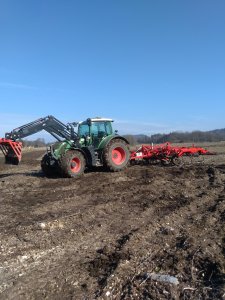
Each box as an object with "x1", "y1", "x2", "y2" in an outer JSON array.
[{"x1": 0, "y1": 116, "x2": 130, "y2": 178}]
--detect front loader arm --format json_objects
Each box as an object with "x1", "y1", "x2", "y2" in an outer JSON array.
[
  {"x1": 5, "y1": 115, "x2": 77, "y2": 141},
  {"x1": 1, "y1": 115, "x2": 78, "y2": 165}
]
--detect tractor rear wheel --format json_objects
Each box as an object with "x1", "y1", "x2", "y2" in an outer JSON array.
[
  {"x1": 103, "y1": 139, "x2": 130, "y2": 172},
  {"x1": 59, "y1": 150, "x2": 85, "y2": 178}
]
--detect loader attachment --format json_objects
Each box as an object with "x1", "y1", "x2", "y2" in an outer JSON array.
[{"x1": 0, "y1": 138, "x2": 22, "y2": 165}]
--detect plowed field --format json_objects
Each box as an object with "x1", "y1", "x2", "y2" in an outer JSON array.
[{"x1": 0, "y1": 146, "x2": 224, "y2": 299}]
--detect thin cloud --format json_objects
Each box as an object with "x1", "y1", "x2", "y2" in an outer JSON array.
[
  {"x1": 0, "y1": 82, "x2": 37, "y2": 90},
  {"x1": 114, "y1": 117, "x2": 222, "y2": 135},
  {"x1": 116, "y1": 119, "x2": 168, "y2": 128},
  {"x1": 0, "y1": 82, "x2": 76, "y2": 94},
  {"x1": 114, "y1": 119, "x2": 170, "y2": 135}
]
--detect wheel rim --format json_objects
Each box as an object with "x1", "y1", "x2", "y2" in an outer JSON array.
[
  {"x1": 70, "y1": 157, "x2": 81, "y2": 173},
  {"x1": 112, "y1": 147, "x2": 126, "y2": 165}
]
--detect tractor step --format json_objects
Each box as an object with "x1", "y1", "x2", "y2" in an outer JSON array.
[
  {"x1": 0, "y1": 138, "x2": 22, "y2": 165},
  {"x1": 94, "y1": 151, "x2": 102, "y2": 166}
]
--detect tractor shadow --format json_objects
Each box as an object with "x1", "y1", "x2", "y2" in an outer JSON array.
[
  {"x1": 0, "y1": 167, "x2": 109, "y2": 180},
  {"x1": 85, "y1": 166, "x2": 108, "y2": 173},
  {"x1": 0, "y1": 171, "x2": 45, "y2": 179}
]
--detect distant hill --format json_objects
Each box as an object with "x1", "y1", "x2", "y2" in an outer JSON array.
[{"x1": 124, "y1": 128, "x2": 225, "y2": 145}]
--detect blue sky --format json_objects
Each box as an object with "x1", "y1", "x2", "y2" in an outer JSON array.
[{"x1": 0, "y1": 0, "x2": 224, "y2": 140}]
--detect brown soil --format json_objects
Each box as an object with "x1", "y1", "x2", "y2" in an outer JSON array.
[{"x1": 0, "y1": 148, "x2": 224, "y2": 299}]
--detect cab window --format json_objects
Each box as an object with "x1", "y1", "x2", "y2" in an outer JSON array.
[
  {"x1": 91, "y1": 122, "x2": 106, "y2": 136},
  {"x1": 105, "y1": 122, "x2": 112, "y2": 135},
  {"x1": 78, "y1": 124, "x2": 90, "y2": 136}
]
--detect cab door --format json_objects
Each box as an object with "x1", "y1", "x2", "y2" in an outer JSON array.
[{"x1": 91, "y1": 122, "x2": 109, "y2": 148}]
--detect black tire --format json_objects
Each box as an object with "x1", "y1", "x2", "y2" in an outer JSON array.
[
  {"x1": 41, "y1": 154, "x2": 56, "y2": 177},
  {"x1": 59, "y1": 150, "x2": 85, "y2": 178},
  {"x1": 103, "y1": 139, "x2": 130, "y2": 172}
]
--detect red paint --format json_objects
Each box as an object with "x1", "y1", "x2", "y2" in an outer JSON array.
[
  {"x1": 112, "y1": 147, "x2": 126, "y2": 165},
  {"x1": 130, "y1": 142, "x2": 215, "y2": 163},
  {"x1": 70, "y1": 157, "x2": 81, "y2": 173},
  {"x1": 0, "y1": 138, "x2": 22, "y2": 162}
]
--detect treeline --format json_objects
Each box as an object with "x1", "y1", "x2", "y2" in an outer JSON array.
[
  {"x1": 124, "y1": 128, "x2": 225, "y2": 145},
  {"x1": 21, "y1": 128, "x2": 225, "y2": 147},
  {"x1": 22, "y1": 138, "x2": 48, "y2": 148}
]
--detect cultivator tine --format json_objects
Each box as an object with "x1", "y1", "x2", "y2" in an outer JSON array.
[{"x1": 0, "y1": 138, "x2": 22, "y2": 165}]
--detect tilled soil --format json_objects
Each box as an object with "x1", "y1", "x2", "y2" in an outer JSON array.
[{"x1": 0, "y1": 149, "x2": 224, "y2": 300}]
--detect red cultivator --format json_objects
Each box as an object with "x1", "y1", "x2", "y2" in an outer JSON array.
[
  {"x1": 130, "y1": 143, "x2": 215, "y2": 165},
  {"x1": 0, "y1": 138, "x2": 22, "y2": 165}
]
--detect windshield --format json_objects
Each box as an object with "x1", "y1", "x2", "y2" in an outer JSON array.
[
  {"x1": 78, "y1": 121, "x2": 113, "y2": 137},
  {"x1": 91, "y1": 121, "x2": 113, "y2": 136},
  {"x1": 78, "y1": 124, "x2": 90, "y2": 136}
]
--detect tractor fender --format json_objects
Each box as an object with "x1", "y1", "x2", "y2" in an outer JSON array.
[
  {"x1": 52, "y1": 141, "x2": 87, "y2": 163},
  {"x1": 113, "y1": 136, "x2": 130, "y2": 145},
  {"x1": 98, "y1": 135, "x2": 130, "y2": 152}
]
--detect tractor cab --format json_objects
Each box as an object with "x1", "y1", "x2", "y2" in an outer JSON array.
[{"x1": 78, "y1": 118, "x2": 114, "y2": 148}]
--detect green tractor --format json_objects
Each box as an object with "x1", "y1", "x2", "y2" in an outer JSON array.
[
  {"x1": 42, "y1": 117, "x2": 130, "y2": 177},
  {"x1": 2, "y1": 115, "x2": 130, "y2": 177}
]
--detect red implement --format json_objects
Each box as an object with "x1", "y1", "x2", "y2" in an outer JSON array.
[
  {"x1": 0, "y1": 138, "x2": 22, "y2": 165},
  {"x1": 130, "y1": 142, "x2": 215, "y2": 165}
]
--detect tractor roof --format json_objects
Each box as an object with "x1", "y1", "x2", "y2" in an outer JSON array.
[
  {"x1": 79, "y1": 118, "x2": 114, "y2": 124},
  {"x1": 90, "y1": 117, "x2": 114, "y2": 122}
]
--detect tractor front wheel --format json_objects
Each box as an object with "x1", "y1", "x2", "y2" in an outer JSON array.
[
  {"x1": 103, "y1": 139, "x2": 130, "y2": 172},
  {"x1": 41, "y1": 154, "x2": 56, "y2": 177},
  {"x1": 59, "y1": 150, "x2": 85, "y2": 178}
]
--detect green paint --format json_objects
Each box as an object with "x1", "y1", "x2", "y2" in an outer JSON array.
[
  {"x1": 52, "y1": 140, "x2": 74, "y2": 159},
  {"x1": 97, "y1": 134, "x2": 117, "y2": 150}
]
